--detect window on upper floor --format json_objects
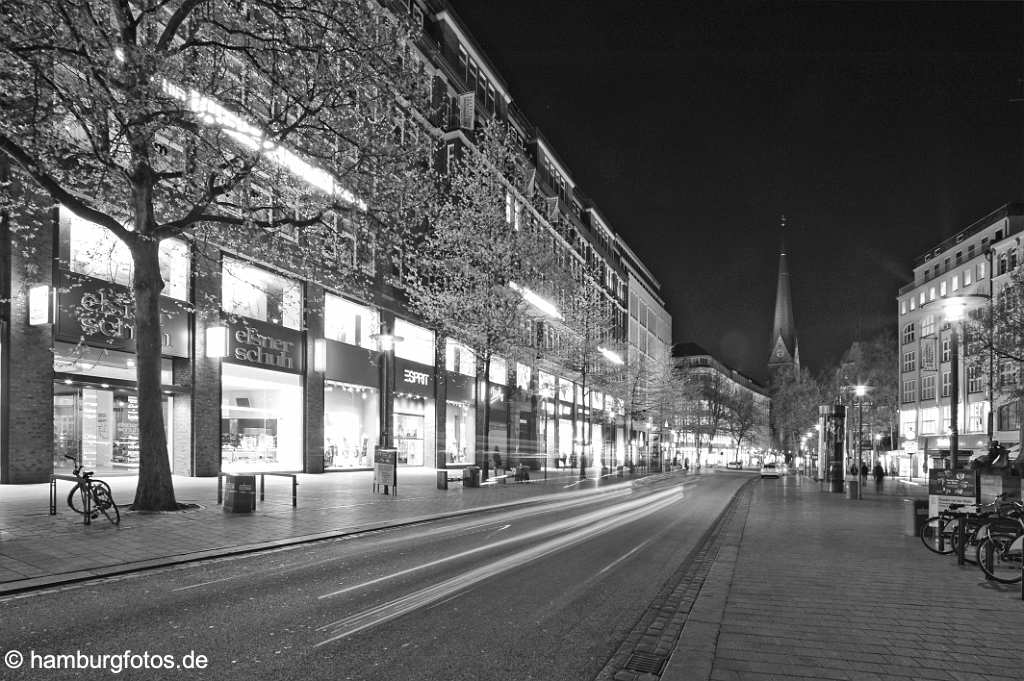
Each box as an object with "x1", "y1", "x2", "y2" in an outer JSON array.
[
  {"x1": 941, "y1": 370, "x2": 951, "y2": 398},
  {"x1": 221, "y1": 256, "x2": 302, "y2": 329},
  {"x1": 921, "y1": 315, "x2": 935, "y2": 337},
  {"x1": 952, "y1": 275, "x2": 959, "y2": 291},
  {"x1": 61, "y1": 206, "x2": 190, "y2": 302},
  {"x1": 968, "y1": 365, "x2": 982, "y2": 394},
  {"x1": 902, "y1": 322, "x2": 916, "y2": 345},
  {"x1": 324, "y1": 294, "x2": 378, "y2": 350},
  {"x1": 920, "y1": 375, "x2": 936, "y2": 401},
  {"x1": 902, "y1": 379, "x2": 917, "y2": 404},
  {"x1": 940, "y1": 280, "x2": 947, "y2": 296},
  {"x1": 964, "y1": 268, "x2": 973, "y2": 286},
  {"x1": 978, "y1": 260, "x2": 987, "y2": 279},
  {"x1": 941, "y1": 336, "x2": 950, "y2": 363},
  {"x1": 902, "y1": 350, "x2": 916, "y2": 373},
  {"x1": 999, "y1": 253, "x2": 1008, "y2": 275}
]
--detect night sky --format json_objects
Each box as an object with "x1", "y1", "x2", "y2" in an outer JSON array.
[{"x1": 446, "y1": 1, "x2": 1024, "y2": 383}]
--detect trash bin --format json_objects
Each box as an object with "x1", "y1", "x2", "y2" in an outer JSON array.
[
  {"x1": 437, "y1": 470, "x2": 448, "y2": 490},
  {"x1": 904, "y1": 498, "x2": 929, "y2": 536},
  {"x1": 464, "y1": 465, "x2": 481, "y2": 488},
  {"x1": 223, "y1": 474, "x2": 256, "y2": 513},
  {"x1": 846, "y1": 479, "x2": 859, "y2": 499}
]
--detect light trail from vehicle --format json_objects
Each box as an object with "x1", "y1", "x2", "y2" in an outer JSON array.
[{"x1": 314, "y1": 486, "x2": 684, "y2": 646}]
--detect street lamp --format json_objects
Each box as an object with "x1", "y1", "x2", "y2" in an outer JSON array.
[
  {"x1": 855, "y1": 385, "x2": 867, "y2": 500},
  {"x1": 946, "y1": 300, "x2": 966, "y2": 471},
  {"x1": 371, "y1": 327, "x2": 403, "y2": 495}
]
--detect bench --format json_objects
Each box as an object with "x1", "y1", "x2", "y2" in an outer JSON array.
[
  {"x1": 49, "y1": 474, "x2": 92, "y2": 525},
  {"x1": 217, "y1": 472, "x2": 298, "y2": 508}
]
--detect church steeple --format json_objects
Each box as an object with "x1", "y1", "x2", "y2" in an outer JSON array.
[{"x1": 768, "y1": 215, "x2": 800, "y2": 375}]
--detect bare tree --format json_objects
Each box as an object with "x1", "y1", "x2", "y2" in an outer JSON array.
[
  {"x1": 403, "y1": 119, "x2": 557, "y2": 465},
  {"x1": 1, "y1": 0, "x2": 433, "y2": 508},
  {"x1": 769, "y1": 366, "x2": 822, "y2": 462}
]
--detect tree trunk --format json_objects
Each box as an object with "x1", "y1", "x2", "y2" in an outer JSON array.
[{"x1": 130, "y1": 237, "x2": 179, "y2": 511}]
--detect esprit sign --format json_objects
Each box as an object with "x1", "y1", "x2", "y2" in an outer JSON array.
[{"x1": 403, "y1": 369, "x2": 429, "y2": 386}]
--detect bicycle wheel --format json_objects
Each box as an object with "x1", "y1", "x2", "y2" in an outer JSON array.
[
  {"x1": 920, "y1": 516, "x2": 956, "y2": 554},
  {"x1": 91, "y1": 484, "x2": 120, "y2": 525},
  {"x1": 977, "y1": 533, "x2": 1023, "y2": 584},
  {"x1": 67, "y1": 485, "x2": 88, "y2": 516}
]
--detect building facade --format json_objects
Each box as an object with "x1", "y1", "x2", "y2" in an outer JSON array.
[
  {"x1": 673, "y1": 343, "x2": 771, "y2": 468},
  {"x1": 896, "y1": 202, "x2": 1024, "y2": 475},
  {"x1": 0, "y1": 0, "x2": 665, "y2": 484}
]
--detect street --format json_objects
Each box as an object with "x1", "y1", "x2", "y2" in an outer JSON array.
[{"x1": 0, "y1": 473, "x2": 750, "y2": 681}]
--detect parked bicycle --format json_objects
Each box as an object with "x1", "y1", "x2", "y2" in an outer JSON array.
[
  {"x1": 64, "y1": 454, "x2": 120, "y2": 525},
  {"x1": 919, "y1": 494, "x2": 1018, "y2": 562},
  {"x1": 976, "y1": 514, "x2": 1024, "y2": 584}
]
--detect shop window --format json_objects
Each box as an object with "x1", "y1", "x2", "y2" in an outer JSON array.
[
  {"x1": 998, "y1": 402, "x2": 1020, "y2": 431},
  {"x1": 324, "y1": 293, "x2": 378, "y2": 349},
  {"x1": 53, "y1": 383, "x2": 172, "y2": 477},
  {"x1": 921, "y1": 407, "x2": 937, "y2": 434},
  {"x1": 445, "y1": 338, "x2": 476, "y2": 376},
  {"x1": 489, "y1": 355, "x2": 507, "y2": 385},
  {"x1": 222, "y1": 256, "x2": 302, "y2": 329},
  {"x1": 323, "y1": 381, "x2": 379, "y2": 469},
  {"x1": 221, "y1": 363, "x2": 303, "y2": 471},
  {"x1": 445, "y1": 400, "x2": 474, "y2": 464},
  {"x1": 62, "y1": 206, "x2": 190, "y2": 301},
  {"x1": 394, "y1": 318, "x2": 434, "y2": 365},
  {"x1": 516, "y1": 363, "x2": 531, "y2": 391}
]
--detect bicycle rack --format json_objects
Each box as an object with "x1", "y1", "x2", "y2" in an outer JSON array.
[{"x1": 49, "y1": 474, "x2": 92, "y2": 525}]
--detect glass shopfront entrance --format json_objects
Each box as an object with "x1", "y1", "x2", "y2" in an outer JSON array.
[
  {"x1": 53, "y1": 384, "x2": 172, "y2": 476},
  {"x1": 52, "y1": 343, "x2": 174, "y2": 476}
]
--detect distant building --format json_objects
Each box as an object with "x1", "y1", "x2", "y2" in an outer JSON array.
[
  {"x1": 896, "y1": 202, "x2": 1024, "y2": 474},
  {"x1": 673, "y1": 343, "x2": 771, "y2": 467}
]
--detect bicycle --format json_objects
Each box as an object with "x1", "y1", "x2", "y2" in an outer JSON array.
[
  {"x1": 64, "y1": 454, "x2": 120, "y2": 525},
  {"x1": 919, "y1": 494, "x2": 1018, "y2": 561},
  {"x1": 976, "y1": 515, "x2": 1024, "y2": 584}
]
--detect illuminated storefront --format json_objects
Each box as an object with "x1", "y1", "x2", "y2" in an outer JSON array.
[
  {"x1": 444, "y1": 339, "x2": 476, "y2": 465},
  {"x1": 219, "y1": 259, "x2": 305, "y2": 472},
  {"x1": 51, "y1": 208, "x2": 188, "y2": 476},
  {"x1": 322, "y1": 294, "x2": 380, "y2": 470},
  {"x1": 393, "y1": 319, "x2": 436, "y2": 467}
]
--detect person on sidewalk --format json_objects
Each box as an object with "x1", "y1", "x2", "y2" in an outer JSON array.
[{"x1": 872, "y1": 462, "x2": 885, "y2": 493}]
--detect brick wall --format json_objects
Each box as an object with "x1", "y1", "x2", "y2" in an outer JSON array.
[{"x1": 5, "y1": 206, "x2": 55, "y2": 483}]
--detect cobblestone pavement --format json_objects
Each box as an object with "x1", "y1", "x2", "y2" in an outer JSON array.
[{"x1": 653, "y1": 474, "x2": 1024, "y2": 681}]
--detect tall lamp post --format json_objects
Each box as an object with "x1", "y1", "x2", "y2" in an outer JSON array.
[
  {"x1": 372, "y1": 327, "x2": 402, "y2": 495},
  {"x1": 946, "y1": 300, "x2": 965, "y2": 471},
  {"x1": 855, "y1": 385, "x2": 867, "y2": 500}
]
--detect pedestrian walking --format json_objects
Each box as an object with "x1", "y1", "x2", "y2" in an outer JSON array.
[
  {"x1": 872, "y1": 462, "x2": 885, "y2": 493},
  {"x1": 860, "y1": 462, "x2": 869, "y2": 485}
]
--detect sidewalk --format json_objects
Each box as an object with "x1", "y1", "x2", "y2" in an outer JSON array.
[
  {"x1": 0, "y1": 465, "x2": 645, "y2": 595},
  {"x1": 660, "y1": 475, "x2": 1024, "y2": 681}
]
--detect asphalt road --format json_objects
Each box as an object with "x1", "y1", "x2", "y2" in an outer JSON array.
[{"x1": 0, "y1": 471, "x2": 753, "y2": 681}]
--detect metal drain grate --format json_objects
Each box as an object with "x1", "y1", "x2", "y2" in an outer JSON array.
[{"x1": 624, "y1": 652, "x2": 667, "y2": 675}]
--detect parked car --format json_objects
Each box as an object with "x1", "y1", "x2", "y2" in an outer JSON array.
[
  {"x1": 725, "y1": 461, "x2": 743, "y2": 470},
  {"x1": 760, "y1": 462, "x2": 781, "y2": 479}
]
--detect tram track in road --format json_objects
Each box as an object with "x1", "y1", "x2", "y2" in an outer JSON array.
[{"x1": 593, "y1": 479, "x2": 754, "y2": 681}]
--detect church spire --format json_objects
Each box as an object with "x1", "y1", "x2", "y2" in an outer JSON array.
[{"x1": 769, "y1": 215, "x2": 800, "y2": 374}]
